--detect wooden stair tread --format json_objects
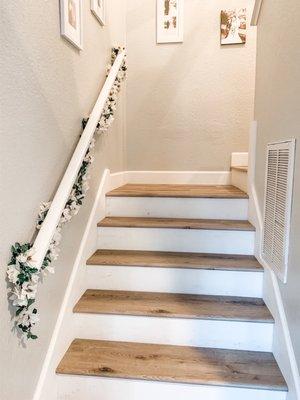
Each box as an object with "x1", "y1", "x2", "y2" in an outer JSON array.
[
  {"x1": 107, "y1": 184, "x2": 248, "y2": 199},
  {"x1": 231, "y1": 166, "x2": 248, "y2": 172},
  {"x1": 98, "y1": 217, "x2": 255, "y2": 231},
  {"x1": 87, "y1": 249, "x2": 263, "y2": 272},
  {"x1": 74, "y1": 290, "x2": 273, "y2": 323},
  {"x1": 56, "y1": 339, "x2": 287, "y2": 391}
]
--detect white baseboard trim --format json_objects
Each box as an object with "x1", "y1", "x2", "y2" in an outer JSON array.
[
  {"x1": 114, "y1": 170, "x2": 231, "y2": 185},
  {"x1": 33, "y1": 168, "x2": 121, "y2": 400},
  {"x1": 248, "y1": 121, "x2": 300, "y2": 400}
]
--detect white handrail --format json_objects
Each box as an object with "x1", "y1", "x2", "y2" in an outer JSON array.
[{"x1": 32, "y1": 50, "x2": 126, "y2": 270}]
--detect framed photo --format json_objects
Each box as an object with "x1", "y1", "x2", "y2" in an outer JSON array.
[
  {"x1": 60, "y1": 0, "x2": 83, "y2": 49},
  {"x1": 157, "y1": 0, "x2": 184, "y2": 44},
  {"x1": 220, "y1": 9, "x2": 247, "y2": 45},
  {"x1": 91, "y1": 0, "x2": 106, "y2": 26}
]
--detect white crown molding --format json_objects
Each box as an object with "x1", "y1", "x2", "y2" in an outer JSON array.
[{"x1": 251, "y1": 0, "x2": 263, "y2": 26}]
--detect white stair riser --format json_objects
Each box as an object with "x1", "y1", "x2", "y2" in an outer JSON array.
[
  {"x1": 106, "y1": 197, "x2": 249, "y2": 220},
  {"x1": 57, "y1": 376, "x2": 287, "y2": 400},
  {"x1": 74, "y1": 314, "x2": 273, "y2": 352},
  {"x1": 98, "y1": 228, "x2": 255, "y2": 255},
  {"x1": 86, "y1": 265, "x2": 263, "y2": 298}
]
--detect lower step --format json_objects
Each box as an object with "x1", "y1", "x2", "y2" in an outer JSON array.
[
  {"x1": 73, "y1": 290, "x2": 273, "y2": 351},
  {"x1": 57, "y1": 340, "x2": 287, "y2": 399},
  {"x1": 97, "y1": 218, "x2": 255, "y2": 255},
  {"x1": 86, "y1": 250, "x2": 263, "y2": 297}
]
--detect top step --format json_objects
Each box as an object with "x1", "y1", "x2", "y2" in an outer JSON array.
[{"x1": 107, "y1": 184, "x2": 248, "y2": 199}]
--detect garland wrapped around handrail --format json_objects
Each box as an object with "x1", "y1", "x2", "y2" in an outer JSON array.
[{"x1": 6, "y1": 48, "x2": 127, "y2": 341}]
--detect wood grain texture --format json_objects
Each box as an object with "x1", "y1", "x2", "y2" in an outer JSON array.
[
  {"x1": 87, "y1": 249, "x2": 263, "y2": 272},
  {"x1": 98, "y1": 217, "x2": 255, "y2": 231},
  {"x1": 74, "y1": 290, "x2": 273, "y2": 323},
  {"x1": 56, "y1": 339, "x2": 287, "y2": 391},
  {"x1": 107, "y1": 184, "x2": 248, "y2": 199}
]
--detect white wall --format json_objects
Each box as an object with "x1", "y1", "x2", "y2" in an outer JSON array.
[
  {"x1": 126, "y1": 0, "x2": 256, "y2": 171},
  {"x1": 0, "y1": 2, "x2": 126, "y2": 399},
  {"x1": 254, "y1": 0, "x2": 300, "y2": 391}
]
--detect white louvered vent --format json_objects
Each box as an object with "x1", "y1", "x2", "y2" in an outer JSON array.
[{"x1": 262, "y1": 139, "x2": 296, "y2": 283}]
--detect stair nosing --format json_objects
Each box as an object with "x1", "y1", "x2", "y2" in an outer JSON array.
[{"x1": 107, "y1": 193, "x2": 249, "y2": 199}]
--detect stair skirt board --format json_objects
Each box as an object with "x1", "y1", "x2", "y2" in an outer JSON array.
[
  {"x1": 57, "y1": 375, "x2": 287, "y2": 400},
  {"x1": 73, "y1": 314, "x2": 273, "y2": 352},
  {"x1": 231, "y1": 169, "x2": 248, "y2": 194},
  {"x1": 106, "y1": 197, "x2": 249, "y2": 220},
  {"x1": 86, "y1": 265, "x2": 263, "y2": 298},
  {"x1": 98, "y1": 227, "x2": 255, "y2": 255}
]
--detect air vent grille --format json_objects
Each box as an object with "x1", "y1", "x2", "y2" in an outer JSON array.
[{"x1": 262, "y1": 140, "x2": 296, "y2": 283}]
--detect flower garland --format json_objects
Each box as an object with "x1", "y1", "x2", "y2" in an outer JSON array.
[{"x1": 6, "y1": 48, "x2": 127, "y2": 341}]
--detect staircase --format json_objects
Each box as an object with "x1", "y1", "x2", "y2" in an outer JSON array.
[{"x1": 56, "y1": 183, "x2": 287, "y2": 400}]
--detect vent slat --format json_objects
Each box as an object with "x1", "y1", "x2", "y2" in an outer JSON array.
[{"x1": 262, "y1": 140, "x2": 295, "y2": 283}]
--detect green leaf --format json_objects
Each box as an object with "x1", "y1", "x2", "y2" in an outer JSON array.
[
  {"x1": 27, "y1": 299, "x2": 35, "y2": 307},
  {"x1": 16, "y1": 306, "x2": 25, "y2": 316}
]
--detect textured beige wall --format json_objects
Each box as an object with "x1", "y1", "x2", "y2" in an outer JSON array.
[
  {"x1": 254, "y1": 0, "x2": 300, "y2": 371},
  {"x1": 126, "y1": 0, "x2": 256, "y2": 171},
  {"x1": 0, "y1": 2, "x2": 126, "y2": 399}
]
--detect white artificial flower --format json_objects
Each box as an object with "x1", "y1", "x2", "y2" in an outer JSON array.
[
  {"x1": 16, "y1": 254, "x2": 28, "y2": 264},
  {"x1": 16, "y1": 247, "x2": 35, "y2": 266},
  {"x1": 82, "y1": 173, "x2": 90, "y2": 181},
  {"x1": 40, "y1": 201, "x2": 51, "y2": 214},
  {"x1": 17, "y1": 310, "x2": 31, "y2": 327},
  {"x1": 7, "y1": 266, "x2": 20, "y2": 284},
  {"x1": 49, "y1": 247, "x2": 59, "y2": 261},
  {"x1": 29, "y1": 313, "x2": 39, "y2": 325},
  {"x1": 89, "y1": 138, "x2": 96, "y2": 149},
  {"x1": 22, "y1": 282, "x2": 38, "y2": 299},
  {"x1": 17, "y1": 310, "x2": 39, "y2": 327},
  {"x1": 82, "y1": 182, "x2": 89, "y2": 192},
  {"x1": 31, "y1": 274, "x2": 39, "y2": 284},
  {"x1": 10, "y1": 289, "x2": 27, "y2": 307}
]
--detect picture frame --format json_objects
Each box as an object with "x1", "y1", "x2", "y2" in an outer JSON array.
[
  {"x1": 91, "y1": 0, "x2": 106, "y2": 26},
  {"x1": 220, "y1": 9, "x2": 247, "y2": 45},
  {"x1": 157, "y1": 0, "x2": 184, "y2": 44},
  {"x1": 60, "y1": 0, "x2": 83, "y2": 50}
]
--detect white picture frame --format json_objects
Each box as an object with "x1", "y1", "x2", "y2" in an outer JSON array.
[
  {"x1": 60, "y1": 0, "x2": 83, "y2": 50},
  {"x1": 157, "y1": 0, "x2": 184, "y2": 44},
  {"x1": 91, "y1": 0, "x2": 106, "y2": 26}
]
